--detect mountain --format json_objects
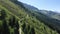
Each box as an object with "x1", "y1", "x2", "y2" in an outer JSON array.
[
  {"x1": 23, "y1": 3, "x2": 60, "y2": 20},
  {"x1": 0, "y1": 0, "x2": 59, "y2": 34},
  {"x1": 23, "y1": 3, "x2": 38, "y2": 11},
  {"x1": 22, "y1": 1, "x2": 60, "y2": 33},
  {"x1": 39, "y1": 10, "x2": 60, "y2": 20}
]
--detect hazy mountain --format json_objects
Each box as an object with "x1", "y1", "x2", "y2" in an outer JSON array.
[
  {"x1": 23, "y1": 3, "x2": 60, "y2": 20},
  {"x1": 23, "y1": 3, "x2": 39, "y2": 11}
]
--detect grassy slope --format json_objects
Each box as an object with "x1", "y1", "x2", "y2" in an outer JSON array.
[{"x1": 0, "y1": 0, "x2": 59, "y2": 34}]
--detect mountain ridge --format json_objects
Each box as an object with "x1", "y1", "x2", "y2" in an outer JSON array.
[{"x1": 22, "y1": 2, "x2": 60, "y2": 20}]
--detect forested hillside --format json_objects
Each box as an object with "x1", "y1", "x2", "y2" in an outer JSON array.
[{"x1": 0, "y1": 0, "x2": 59, "y2": 34}]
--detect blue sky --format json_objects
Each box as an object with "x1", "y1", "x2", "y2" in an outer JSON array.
[{"x1": 18, "y1": 0, "x2": 60, "y2": 13}]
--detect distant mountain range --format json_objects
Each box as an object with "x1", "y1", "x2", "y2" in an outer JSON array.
[{"x1": 23, "y1": 3, "x2": 60, "y2": 20}]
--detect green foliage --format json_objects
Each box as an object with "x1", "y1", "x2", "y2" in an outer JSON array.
[{"x1": 0, "y1": 9, "x2": 6, "y2": 20}]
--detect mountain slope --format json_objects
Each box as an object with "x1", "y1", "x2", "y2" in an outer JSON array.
[
  {"x1": 20, "y1": 0, "x2": 60, "y2": 32},
  {"x1": 0, "y1": 0, "x2": 59, "y2": 34}
]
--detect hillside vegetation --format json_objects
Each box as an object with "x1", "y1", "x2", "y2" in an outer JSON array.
[{"x1": 0, "y1": 0, "x2": 59, "y2": 34}]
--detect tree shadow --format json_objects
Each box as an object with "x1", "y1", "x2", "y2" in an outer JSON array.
[{"x1": 22, "y1": 23, "x2": 35, "y2": 34}]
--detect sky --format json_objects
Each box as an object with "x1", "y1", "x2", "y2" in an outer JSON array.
[{"x1": 18, "y1": 0, "x2": 60, "y2": 13}]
